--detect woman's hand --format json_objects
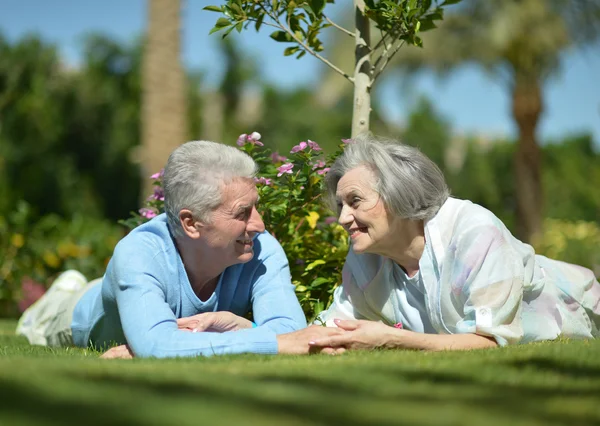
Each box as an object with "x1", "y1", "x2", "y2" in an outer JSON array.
[
  {"x1": 309, "y1": 319, "x2": 397, "y2": 351},
  {"x1": 277, "y1": 325, "x2": 347, "y2": 355},
  {"x1": 100, "y1": 344, "x2": 134, "y2": 359},
  {"x1": 309, "y1": 318, "x2": 499, "y2": 351},
  {"x1": 177, "y1": 311, "x2": 254, "y2": 333}
]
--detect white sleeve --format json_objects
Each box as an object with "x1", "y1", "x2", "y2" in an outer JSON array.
[{"x1": 314, "y1": 260, "x2": 365, "y2": 327}]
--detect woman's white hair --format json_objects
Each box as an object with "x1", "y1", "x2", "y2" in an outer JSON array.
[
  {"x1": 163, "y1": 140, "x2": 257, "y2": 237},
  {"x1": 325, "y1": 134, "x2": 449, "y2": 221}
]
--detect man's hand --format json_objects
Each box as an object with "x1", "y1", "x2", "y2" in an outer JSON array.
[
  {"x1": 177, "y1": 311, "x2": 253, "y2": 333},
  {"x1": 277, "y1": 325, "x2": 348, "y2": 355},
  {"x1": 100, "y1": 344, "x2": 134, "y2": 359}
]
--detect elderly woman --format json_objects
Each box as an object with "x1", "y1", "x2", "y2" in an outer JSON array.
[
  {"x1": 310, "y1": 135, "x2": 600, "y2": 351},
  {"x1": 17, "y1": 140, "x2": 342, "y2": 357}
]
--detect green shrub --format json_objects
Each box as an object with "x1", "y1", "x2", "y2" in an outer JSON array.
[
  {"x1": 0, "y1": 201, "x2": 124, "y2": 317},
  {"x1": 534, "y1": 218, "x2": 600, "y2": 276}
]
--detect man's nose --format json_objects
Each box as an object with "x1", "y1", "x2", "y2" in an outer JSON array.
[
  {"x1": 247, "y1": 207, "x2": 265, "y2": 234},
  {"x1": 338, "y1": 204, "x2": 353, "y2": 227}
]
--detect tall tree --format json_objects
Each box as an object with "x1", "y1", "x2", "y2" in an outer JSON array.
[
  {"x1": 206, "y1": 1, "x2": 459, "y2": 137},
  {"x1": 142, "y1": 0, "x2": 187, "y2": 196},
  {"x1": 390, "y1": 0, "x2": 600, "y2": 242}
]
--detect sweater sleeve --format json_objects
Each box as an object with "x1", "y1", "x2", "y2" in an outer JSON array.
[
  {"x1": 110, "y1": 237, "x2": 279, "y2": 358},
  {"x1": 449, "y1": 223, "x2": 525, "y2": 346},
  {"x1": 249, "y1": 234, "x2": 307, "y2": 334}
]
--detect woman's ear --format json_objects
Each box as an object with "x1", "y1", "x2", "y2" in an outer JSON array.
[{"x1": 179, "y1": 209, "x2": 203, "y2": 239}]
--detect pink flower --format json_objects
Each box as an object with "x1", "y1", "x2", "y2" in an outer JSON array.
[
  {"x1": 316, "y1": 167, "x2": 330, "y2": 175},
  {"x1": 270, "y1": 152, "x2": 288, "y2": 163},
  {"x1": 342, "y1": 138, "x2": 353, "y2": 144},
  {"x1": 237, "y1": 132, "x2": 264, "y2": 147},
  {"x1": 324, "y1": 216, "x2": 338, "y2": 225},
  {"x1": 139, "y1": 207, "x2": 158, "y2": 219},
  {"x1": 307, "y1": 140, "x2": 322, "y2": 151},
  {"x1": 247, "y1": 131, "x2": 264, "y2": 146},
  {"x1": 254, "y1": 176, "x2": 272, "y2": 186},
  {"x1": 18, "y1": 277, "x2": 46, "y2": 313},
  {"x1": 237, "y1": 134, "x2": 248, "y2": 146},
  {"x1": 312, "y1": 160, "x2": 326, "y2": 170},
  {"x1": 277, "y1": 163, "x2": 294, "y2": 177},
  {"x1": 150, "y1": 169, "x2": 164, "y2": 179},
  {"x1": 152, "y1": 186, "x2": 165, "y2": 201},
  {"x1": 291, "y1": 142, "x2": 308, "y2": 153}
]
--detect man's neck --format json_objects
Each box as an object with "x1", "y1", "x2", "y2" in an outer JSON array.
[{"x1": 176, "y1": 237, "x2": 224, "y2": 301}]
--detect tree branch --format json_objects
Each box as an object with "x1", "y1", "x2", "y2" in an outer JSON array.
[
  {"x1": 373, "y1": 39, "x2": 406, "y2": 81},
  {"x1": 323, "y1": 14, "x2": 354, "y2": 38},
  {"x1": 256, "y1": 3, "x2": 354, "y2": 83},
  {"x1": 243, "y1": 19, "x2": 281, "y2": 31}
]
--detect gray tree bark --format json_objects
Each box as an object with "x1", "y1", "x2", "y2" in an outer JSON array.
[{"x1": 352, "y1": 0, "x2": 372, "y2": 137}]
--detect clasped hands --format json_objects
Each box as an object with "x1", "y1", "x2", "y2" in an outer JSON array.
[{"x1": 101, "y1": 314, "x2": 402, "y2": 359}]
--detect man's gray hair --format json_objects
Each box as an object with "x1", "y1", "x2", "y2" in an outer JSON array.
[
  {"x1": 163, "y1": 140, "x2": 257, "y2": 237},
  {"x1": 325, "y1": 134, "x2": 449, "y2": 221}
]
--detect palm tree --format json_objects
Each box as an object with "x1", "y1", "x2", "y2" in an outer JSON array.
[
  {"x1": 391, "y1": 0, "x2": 600, "y2": 243},
  {"x1": 142, "y1": 0, "x2": 187, "y2": 198}
]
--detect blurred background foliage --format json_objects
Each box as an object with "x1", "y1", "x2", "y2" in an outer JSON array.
[{"x1": 0, "y1": 1, "x2": 599, "y2": 317}]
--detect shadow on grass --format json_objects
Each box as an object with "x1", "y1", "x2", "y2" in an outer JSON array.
[
  {"x1": 2, "y1": 352, "x2": 599, "y2": 426},
  {"x1": 65, "y1": 371, "x2": 399, "y2": 426},
  {"x1": 0, "y1": 378, "x2": 143, "y2": 426},
  {"x1": 362, "y1": 363, "x2": 600, "y2": 426},
  {"x1": 70, "y1": 361, "x2": 600, "y2": 426},
  {"x1": 508, "y1": 356, "x2": 600, "y2": 379}
]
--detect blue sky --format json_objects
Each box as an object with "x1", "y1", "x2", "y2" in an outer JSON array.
[{"x1": 2, "y1": 0, "x2": 599, "y2": 146}]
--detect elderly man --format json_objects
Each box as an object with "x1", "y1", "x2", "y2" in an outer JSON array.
[{"x1": 17, "y1": 140, "x2": 342, "y2": 358}]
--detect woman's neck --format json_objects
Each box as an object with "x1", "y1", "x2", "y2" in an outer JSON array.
[{"x1": 381, "y1": 219, "x2": 425, "y2": 278}]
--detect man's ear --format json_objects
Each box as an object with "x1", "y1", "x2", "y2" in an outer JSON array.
[{"x1": 179, "y1": 209, "x2": 203, "y2": 239}]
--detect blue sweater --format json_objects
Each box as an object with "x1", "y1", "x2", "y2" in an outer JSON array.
[{"x1": 70, "y1": 214, "x2": 307, "y2": 357}]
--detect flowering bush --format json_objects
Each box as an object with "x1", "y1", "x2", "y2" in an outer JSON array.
[
  {"x1": 0, "y1": 201, "x2": 124, "y2": 317},
  {"x1": 121, "y1": 133, "x2": 349, "y2": 320}
]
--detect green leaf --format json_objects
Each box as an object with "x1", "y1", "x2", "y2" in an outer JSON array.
[
  {"x1": 284, "y1": 46, "x2": 300, "y2": 56},
  {"x1": 209, "y1": 25, "x2": 228, "y2": 35},
  {"x1": 441, "y1": 0, "x2": 462, "y2": 6},
  {"x1": 305, "y1": 259, "x2": 326, "y2": 271},
  {"x1": 270, "y1": 30, "x2": 293, "y2": 42},
  {"x1": 418, "y1": 19, "x2": 437, "y2": 32},
  {"x1": 310, "y1": 277, "x2": 331, "y2": 287},
  {"x1": 220, "y1": 25, "x2": 237, "y2": 38},
  {"x1": 309, "y1": 0, "x2": 326, "y2": 15},
  {"x1": 254, "y1": 13, "x2": 265, "y2": 31},
  {"x1": 214, "y1": 17, "x2": 231, "y2": 28},
  {"x1": 203, "y1": 5, "x2": 223, "y2": 12}
]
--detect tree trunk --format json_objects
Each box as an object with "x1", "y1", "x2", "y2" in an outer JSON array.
[
  {"x1": 512, "y1": 76, "x2": 543, "y2": 244},
  {"x1": 352, "y1": 0, "x2": 372, "y2": 137},
  {"x1": 141, "y1": 0, "x2": 187, "y2": 199}
]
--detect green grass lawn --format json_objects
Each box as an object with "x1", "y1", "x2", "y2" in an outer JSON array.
[{"x1": 1, "y1": 319, "x2": 599, "y2": 426}]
